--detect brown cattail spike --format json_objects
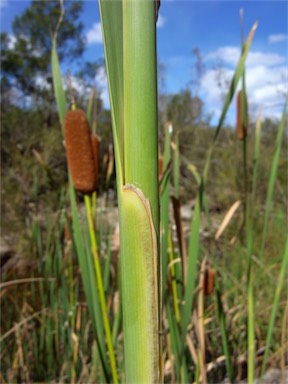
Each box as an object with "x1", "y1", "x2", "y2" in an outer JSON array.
[
  {"x1": 64, "y1": 109, "x2": 97, "y2": 194},
  {"x1": 64, "y1": 223, "x2": 71, "y2": 243},
  {"x1": 236, "y1": 90, "x2": 249, "y2": 140},
  {"x1": 91, "y1": 133, "x2": 100, "y2": 188},
  {"x1": 204, "y1": 268, "x2": 215, "y2": 296}
]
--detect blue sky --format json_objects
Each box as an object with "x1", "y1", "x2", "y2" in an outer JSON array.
[{"x1": 1, "y1": 0, "x2": 287, "y2": 124}]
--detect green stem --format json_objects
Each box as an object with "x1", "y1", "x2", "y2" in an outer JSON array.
[
  {"x1": 123, "y1": 0, "x2": 159, "y2": 228},
  {"x1": 168, "y1": 230, "x2": 181, "y2": 323},
  {"x1": 84, "y1": 195, "x2": 118, "y2": 384}
]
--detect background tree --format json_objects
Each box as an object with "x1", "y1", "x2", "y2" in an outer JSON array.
[
  {"x1": 167, "y1": 88, "x2": 204, "y2": 132},
  {"x1": 1, "y1": 0, "x2": 85, "y2": 105}
]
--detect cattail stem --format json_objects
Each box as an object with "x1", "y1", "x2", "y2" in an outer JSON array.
[{"x1": 84, "y1": 195, "x2": 118, "y2": 384}]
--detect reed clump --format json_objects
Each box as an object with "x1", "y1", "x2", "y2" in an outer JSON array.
[{"x1": 64, "y1": 109, "x2": 98, "y2": 194}]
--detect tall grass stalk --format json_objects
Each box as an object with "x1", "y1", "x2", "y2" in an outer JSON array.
[
  {"x1": 99, "y1": 0, "x2": 160, "y2": 381},
  {"x1": 84, "y1": 195, "x2": 118, "y2": 383},
  {"x1": 239, "y1": 14, "x2": 255, "y2": 381},
  {"x1": 260, "y1": 102, "x2": 287, "y2": 258},
  {"x1": 216, "y1": 287, "x2": 235, "y2": 382},
  {"x1": 251, "y1": 111, "x2": 262, "y2": 207},
  {"x1": 161, "y1": 125, "x2": 172, "y2": 302}
]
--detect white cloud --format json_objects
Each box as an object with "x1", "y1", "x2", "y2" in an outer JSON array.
[
  {"x1": 0, "y1": 0, "x2": 7, "y2": 9},
  {"x1": 269, "y1": 34, "x2": 288, "y2": 44},
  {"x1": 201, "y1": 48, "x2": 287, "y2": 123},
  {"x1": 35, "y1": 75, "x2": 50, "y2": 90},
  {"x1": 246, "y1": 65, "x2": 287, "y2": 104},
  {"x1": 8, "y1": 34, "x2": 16, "y2": 50},
  {"x1": 157, "y1": 14, "x2": 165, "y2": 28},
  {"x1": 201, "y1": 68, "x2": 234, "y2": 111},
  {"x1": 206, "y1": 46, "x2": 285, "y2": 67},
  {"x1": 86, "y1": 22, "x2": 103, "y2": 45}
]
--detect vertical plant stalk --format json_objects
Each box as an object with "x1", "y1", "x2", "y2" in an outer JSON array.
[
  {"x1": 216, "y1": 287, "x2": 235, "y2": 383},
  {"x1": 239, "y1": 10, "x2": 249, "y2": 233},
  {"x1": 251, "y1": 111, "x2": 262, "y2": 208},
  {"x1": 168, "y1": 230, "x2": 181, "y2": 323},
  {"x1": 161, "y1": 125, "x2": 171, "y2": 302},
  {"x1": 123, "y1": 0, "x2": 159, "y2": 227},
  {"x1": 122, "y1": 1, "x2": 160, "y2": 381},
  {"x1": 120, "y1": 186, "x2": 159, "y2": 383},
  {"x1": 247, "y1": 262, "x2": 255, "y2": 384},
  {"x1": 198, "y1": 258, "x2": 207, "y2": 383},
  {"x1": 260, "y1": 102, "x2": 287, "y2": 258},
  {"x1": 100, "y1": 0, "x2": 161, "y2": 381},
  {"x1": 84, "y1": 195, "x2": 118, "y2": 384}
]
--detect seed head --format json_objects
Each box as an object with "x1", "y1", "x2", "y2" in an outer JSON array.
[
  {"x1": 64, "y1": 109, "x2": 98, "y2": 194},
  {"x1": 204, "y1": 268, "x2": 215, "y2": 296},
  {"x1": 236, "y1": 90, "x2": 249, "y2": 140}
]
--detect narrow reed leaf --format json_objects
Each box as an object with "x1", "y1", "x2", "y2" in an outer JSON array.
[
  {"x1": 216, "y1": 288, "x2": 235, "y2": 383},
  {"x1": 68, "y1": 177, "x2": 109, "y2": 381},
  {"x1": 112, "y1": 289, "x2": 122, "y2": 347},
  {"x1": 98, "y1": 0, "x2": 124, "y2": 187},
  {"x1": 158, "y1": 154, "x2": 164, "y2": 180},
  {"x1": 198, "y1": 258, "x2": 207, "y2": 383},
  {"x1": 166, "y1": 305, "x2": 180, "y2": 378},
  {"x1": 260, "y1": 235, "x2": 288, "y2": 377},
  {"x1": 91, "y1": 133, "x2": 100, "y2": 189},
  {"x1": 173, "y1": 134, "x2": 180, "y2": 199},
  {"x1": 51, "y1": 38, "x2": 67, "y2": 127},
  {"x1": 84, "y1": 195, "x2": 118, "y2": 384},
  {"x1": 171, "y1": 196, "x2": 186, "y2": 288},
  {"x1": 215, "y1": 200, "x2": 241, "y2": 240},
  {"x1": 213, "y1": 22, "x2": 257, "y2": 142},
  {"x1": 260, "y1": 102, "x2": 287, "y2": 258},
  {"x1": 251, "y1": 111, "x2": 262, "y2": 206},
  {"x1": 103, "y1": 237, "x2": 112, "y2": 292},
  {"x1": 161, "y1": 126, "x2": 171, "y2": 302},
  {"x1": 181, "y1": 197, "x2": 200, "y2": 343},
  {"x1": 86, "y1": 86, "x2": 95, "y2": 127},
  {"x1": 187, "y1": 163, "x2": 210, "y2": 225},
  {"x1": 168, "y1": 230, "x2": 181, "y2": 323},
  {"x1": 247, "y1": 265, "x2": 255, "y2": 383},
  {"x1": 203, "y1": 21, "x2": 258, "y2": 182}
]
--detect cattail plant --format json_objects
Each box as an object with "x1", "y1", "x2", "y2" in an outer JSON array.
[{"x1": 63, "y1": 106, "x2": 118, "y2": 382}]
